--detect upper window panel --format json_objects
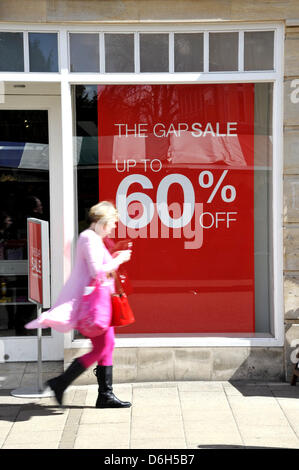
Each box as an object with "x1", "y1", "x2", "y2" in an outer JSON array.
[
  {"x1": 29, "y1": 33, "x2": 58, "y2": 72},
  {"x1": 0, "y1": 28, "x2": 276, "y2": 73},
  {"x1": 209, "y1": 32, "x2": 239, "y2": 72},
  {"x1": 244, "y1": 31, "x2": 274, "y2": 71},
  {"x1": 140, "y1": 34, "x2": 169, "y2": 72},
  {"x1": 0, "y1": 32, "x2": 24, "y2": 72},
  {"x1": 69, "y1": 33, "x2": 99, "y2": 73},
  {"x1": 105, "y1": 34, "x2": 134, "y2": 73},
  {"x1": 174, "y1": 33, "x2": 203, "y2": 72}
]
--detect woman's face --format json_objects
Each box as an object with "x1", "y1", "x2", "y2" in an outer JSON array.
[
  {"x1": 94, "y1": 218, "x2": 116, "y2": 237},
  {"x1": 104, "y1": 218, "x2": 117, "y2": 236}
]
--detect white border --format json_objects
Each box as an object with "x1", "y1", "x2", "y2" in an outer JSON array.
[
  {"x1": 0, "y1": 21, "x2": 285, "y2": 349},
  {"x1": 27, "y1": 218, "x2": 51, "y2": 308}
]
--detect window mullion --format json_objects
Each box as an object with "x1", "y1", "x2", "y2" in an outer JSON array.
[
  {"x1": 204, "y1": 31, "x2": 209, "y2": 73},
  {"x1": 23, "y1": 31, "x2": 30, "y2": 73},
  {"x1": 135, "y1": 32, "x2": 140, "y2": 73},
  {"x1": 169, "y1": 32, "x2": 174, "y2": 73},
  {"x1": 239, "y1": 31, "x2": 244, "y2": 72},
  {"x1": 100, "y1": 32, "x2": 105, "y2": 73},
  {"x1": 60, "y1": 29, "x2": 69, "y2": 74}
]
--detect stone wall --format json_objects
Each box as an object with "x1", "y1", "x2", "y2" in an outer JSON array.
[
  {"x1": 0, "y1": 0, "x2": 299, "y2": 23},
  {"x1": 284, "y1": 25, "x2": 299, "y2": 381},
  {"x1": 65, "y1": 347, "x2": 285, "y2": 384}
]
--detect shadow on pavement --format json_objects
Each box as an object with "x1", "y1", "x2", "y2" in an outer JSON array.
[
  {"x1": 0, "y1": 403, "x2": 99, "y2": 422},
  {"x1": 228, "y1": 380, "x2": 299, "y2": 399},
  {"x1": 0, "y1": 389, "x2": 97, "y2": 422}
]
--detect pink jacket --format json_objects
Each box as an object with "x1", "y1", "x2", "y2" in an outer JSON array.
[{"x1": 25, "y1": 229, "x2": 121, "y2": 332}]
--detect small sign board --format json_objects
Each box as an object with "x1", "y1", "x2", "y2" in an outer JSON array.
[{"x1": 28, "y1": 218, "x2": 50, "y2": 308}]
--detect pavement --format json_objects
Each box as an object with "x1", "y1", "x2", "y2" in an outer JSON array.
[{"x1": 1, "y1": 363, "x2": 299, "y2": 450}]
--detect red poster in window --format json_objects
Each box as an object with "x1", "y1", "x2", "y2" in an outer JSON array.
[
  {"x1": 28, "y1": 219, "x2": 43, "y2": 305},
  {"x1": 98, "y1": 84, "x2": 255, "y2": 334},
  {"x1": 28, "y1": 218, "x2": 50, "y2": 307}
]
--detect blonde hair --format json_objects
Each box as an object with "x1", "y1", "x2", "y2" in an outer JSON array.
[{"x1": 88, "y1": 201, "x2": 118, "y2": 226}]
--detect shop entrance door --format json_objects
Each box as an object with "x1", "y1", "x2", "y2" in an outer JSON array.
[{"x1": 0, "y1": 85, "x2": 63, "y2": 361}]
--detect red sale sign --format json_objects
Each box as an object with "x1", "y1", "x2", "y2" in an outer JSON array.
[
  {"x1": 97, "y1": 84, "x2": 255, "y2": 334},
  {"x1": 28, "y1": 218, "x2": 50, "y2": 307}
]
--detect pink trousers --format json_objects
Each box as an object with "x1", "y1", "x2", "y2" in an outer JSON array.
[{"x1": 78, "y1": 327, "x2": 115, "y2": 368}]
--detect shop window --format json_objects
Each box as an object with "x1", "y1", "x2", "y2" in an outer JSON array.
[
  {"x1": 174, "y1": 33, "x2": 204, "y2": 72},
  {"x1": 29, "y1": 33, "x2": 58, "y2": 72},
  {"x1": 0, "y1": 32, "x2": 24, "y2": 72},
  {"x1": 140, "y1": 34, "x2": 169, "y2": 72},
  {"x1": 0, "y1": 110, "x2": 50, "y2": 336},
  {"x1": 66, "y1": 28, "x2": 275, "y2": 74},
  {"x1": 244, "y1": 31, "x2": 274, "y2": 71},
  {"x1": 74, "y1": 82, "x2": 273, "y2": 337},
  {"x1": 69, "y1": 33, "x2": 99, "y2": 73},
  {"x1": 209, "y1": 32, "x2": 239, "y2": 71},
  {"x1": 105, "y1": 34, "x2": 134, "y2": 73}
]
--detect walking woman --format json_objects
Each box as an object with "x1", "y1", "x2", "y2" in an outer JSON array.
[{"x1": 25, "y1": 201, "x2": 132, "y2": 408}]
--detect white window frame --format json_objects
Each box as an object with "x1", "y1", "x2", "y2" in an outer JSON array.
[
  {"x1": 0, "y1": 22, "x2": 284, "y2": 350},
  {"x1": 0, "y1": 91, "x2": 64, "y2": 361}
]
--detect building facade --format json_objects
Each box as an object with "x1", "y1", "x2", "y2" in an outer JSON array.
[{"x1": 0, "y1": 0, "x2": 298, "y2": 383}]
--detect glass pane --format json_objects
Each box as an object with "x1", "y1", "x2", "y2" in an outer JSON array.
[
  {"x1": 254, "y1": 83, "x2": 273, "y2": 332},
  {"x1": 0, "y1": 32, "x2": 24, "y2": 72},
  {"x1": 29, "y1": 33, "x2": 58, "y2": 72},
  {"x1": 174, "y1": 33, "x2": 203, "y2": 72},
  {"x1": 209, "y1": 32, "x2": 238, "y2": 71},
  {"x1": 74, "y1": 82, "x2": 273, "y2": 337},
  {"x1": 69, "y1": 33, "x2": 99, "y2": 73},
  {"x1": 244, "y1": 31, "x2": 274, "y2": 71},
  {"x1": 0, "y1": 110, "x2": 50, "y2": 336},
  {"x1": 140, "y1": 34, "x2": 169, "y2": 72},
  {"x1": 105, "y1": 34, "x2": 134, "y2": 73}
]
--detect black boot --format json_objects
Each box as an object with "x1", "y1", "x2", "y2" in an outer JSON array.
[
  {"x1": 93, "y1": 365, "x2": 131, "y2": 408},
  {"x1": 46, "y1": 358, "x2": 86, "y2": 405}
]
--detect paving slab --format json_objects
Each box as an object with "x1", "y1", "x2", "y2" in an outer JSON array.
[
  {"x1": 131, "y1": 439, "x2": 187, "y2": 449},
  {"x1": 3, "y1": 429, "x2": 63, "y2": 447},
  {"x1": 182, "y1": 409, "x2": 237, "y2": 424},
  {"x1": 131, "y1": 417, "x2": 185, "y2": 441},
  {"x1": 132, "y1": 405, "x2": 181, "y2": 418},
  {"x1": 184, "y1": 420, "x2": 242, "y2": 445},
  {"x1": 178, "y1": 381, "x2": 225, "y2": 391},
  {"x1": 74, "y1": 422, "x2": 130, "y2": 448},
  {"x1": 81, "y1": 407, "x2": 131, "y2": 424},
  {"x1": 2, "y1": 442, "x2": 60, "y2": 449}
]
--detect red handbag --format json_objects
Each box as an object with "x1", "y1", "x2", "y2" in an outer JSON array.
[{"x1": 111, "y1": 272, "x2": 135, "y2": 327}]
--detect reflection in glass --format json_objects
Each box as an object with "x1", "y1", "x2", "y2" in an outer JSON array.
[
  {"x1": 105, "y1": 34, "x2": 134, "y2": 73},
  {"x1": 0, "y1": 32, "x2": 24, "y2": 72},
  {"x1": 0, "y1": 110, "x2": 50, "y2": 336},
  {"x1": 140, "y1": 34, "x2": 169, "y2": 72},
  {"x1": 74, "y1": 83, "x2": 273, "y2": 336},
  {"x1": 244, "y1": 31, "x2": 274, "y2": 71},
  {"x1": 70, "y1": 33, "x2": 99, "y2": 73},
  {"x1": 29, "y1": 33, "x2": 58, "y2": 72},
  {"x1": 174, "y1": 33, "x2": 203, "y2": 72},
  {"x1": 209, "y1": 32, "x2": 238, "y2": 71}
]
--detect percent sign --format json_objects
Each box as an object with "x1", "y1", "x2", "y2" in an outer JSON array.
[{"x1": 199, "y1": 170, "x2": 236, "y2": 203}]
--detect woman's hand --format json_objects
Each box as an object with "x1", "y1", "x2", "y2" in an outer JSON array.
[
  {"x1": 113, "y1": 239, "x2": 132, "y2": 251},
  {"x1": 115, "y1": 249, "x2": 132, "y2": 264}
]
